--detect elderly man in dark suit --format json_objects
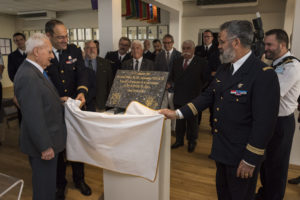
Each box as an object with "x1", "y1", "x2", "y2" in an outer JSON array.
[
  {"x1": 160, "y1": 20, "x2": 280, "y2": 200},
  {"x1": 84, "y1": 40, "x2": 113, "y2": 112},
  {"x1": 169, "y1": 40, "x2": 208, "y2": 152},
  {"x1": 122, "y1": 40, "x2": 154, "y2": 71},
  {"x1": 14, "y1": 33, "x2": 67, "y2": 200},
  {"x1": 105, "y1": 37, "x2": 132, "y2": 78}
]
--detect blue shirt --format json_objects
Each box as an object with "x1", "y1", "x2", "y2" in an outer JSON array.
[{"x1": 84, "y1": 58, "x2": 97, "y2": 72}]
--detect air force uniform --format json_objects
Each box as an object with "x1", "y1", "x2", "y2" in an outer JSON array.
[
  {"x1": 258, "y1": 52, "x2": 300, "y2": 200},
  {"x1": 177, "y1": 51, "x2": 280, "y2": 200}
]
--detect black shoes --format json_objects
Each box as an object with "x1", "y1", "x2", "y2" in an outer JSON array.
[
  {"x1": 75, "y1": 181, "x2": 92, "y2": 196},
  {"x1": 56, "y1": 186, "x2": 66, "y2": 200},
  {"x1": 171, "y1": 141, "x2": 184, "y2": 149},
  {"x1": 188, "y1": 142, "x2": 196, "y2": 153},
  {"x1": 288, "y1": 176, "x2": 300, "y2": 184}
]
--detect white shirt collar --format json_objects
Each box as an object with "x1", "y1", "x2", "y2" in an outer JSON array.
[
  {"x1": 232, "y1": 50, "x2": 252, "y2": 74},
  {"x1": 205, "y1": 43, "x2": 212, "y2": 49},
  {"x1": 273, "y1": 51, "x2": 291, "y2": 66},
  {"x1": 52, "y1": 47, "x2": 61, "y2": 61},
  {"x1": 118, "y1": 52, "x2": 126, "y2": 60},
  {"x1": 26, "y1": 58, "x2": 44, "y2": 74},
  {"x1": 133, "y1": 57, "x2": 143, "y2": 71},
  {"x1": 18, "y1": 48, "x2": 25, "y2": 55},
  {"x1": 166, "y1": 48, "x2": 174, "y2": 55}
]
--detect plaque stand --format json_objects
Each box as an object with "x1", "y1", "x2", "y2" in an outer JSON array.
[{"x1": 103, "y1": 119, "x2": 171, "y2": 200}]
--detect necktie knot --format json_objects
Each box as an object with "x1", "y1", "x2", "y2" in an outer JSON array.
[
  {"x1": 88, "y1": 59, "x2": 93, "y2": 70},
  {"x1": 43, "y1": 71, "x2": 49, "y2": 80}
]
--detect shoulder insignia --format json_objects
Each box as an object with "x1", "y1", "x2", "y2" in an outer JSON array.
[
  {"x1": 262, "y1": 66, "x2": 273, "y2": 71},
  {"x1": 283, "y1": 59, "x2": 293, "y2": 64}
]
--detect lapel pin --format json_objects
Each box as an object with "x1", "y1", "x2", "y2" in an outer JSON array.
[{"x1": 238, "y1": 83, "x2": 243, "y2": 88}]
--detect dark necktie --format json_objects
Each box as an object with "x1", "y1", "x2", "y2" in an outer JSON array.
[
  {"x1": 166, "y1": 51, "x2": 170, "y2": 65},
  {"x1": 229, "y1": 64, "x2": 234, "y2": 75},
  {"x1": 88, "y1": 60, "x2": 93, "y2": 70},
  {"x1": 57, "y1": 50, "x2": 63, "y2": 63},
  {"x1": 183, "y1": 59, "x2": 188, "y2": 70},
  {"x1": 119, "y1": 55, "x2": 122, "y2": 62},
  {"x1": 134, "y1": 60, "x2": 139, "y2": 71},
  {"x1": 23, "y1": 53, "x2": 27, "y2": 58}
]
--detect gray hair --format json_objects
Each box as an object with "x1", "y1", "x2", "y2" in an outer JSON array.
[
  {"x1": 220, "y1": 20, "x2": 254, "y2": 48},
  {"x1": 182, "y1": 40, "x2": 195, "y2": 49},
  {"x1": 132, "y1": 40, "x2": 144, "y2": 49},
  {"x1": 25, "y1": 33, "x2": 49, "y2": 54}
]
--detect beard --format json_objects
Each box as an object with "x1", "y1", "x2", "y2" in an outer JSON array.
[
  {"x1": 264, "y1": 47, "x2": 281, "y2": 60},
  {"x1": 219, "y1": 45, "x2": 235, "y2": 64}
]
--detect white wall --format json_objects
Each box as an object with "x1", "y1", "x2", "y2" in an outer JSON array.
[
  {"x1": 0, "y1": 14, "x2": 16, "y2": 88},
  {"x1": 181, "y1": 12, "x2": 285, "y2": 45}
]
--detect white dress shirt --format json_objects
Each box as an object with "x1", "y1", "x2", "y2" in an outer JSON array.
[
  {"x1": 52, "y1": 47, "x2": 60, "y2": 62},
  {"x1": 26, "y1": 58, "x2": 44, "y2": 74},
  {"x1": 273, "y1": 51, "x2": 300, "y2": 116},
  {"x1": 133, "y1": 57, "x2": 143, "y2": 71},
  {"x1": 232, "y1": 50, "x2": 252, "y2": 75}
]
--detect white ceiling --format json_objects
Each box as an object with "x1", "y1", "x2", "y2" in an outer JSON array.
[{"x1": 0, "y1": 0, "x2": 92, "y2": 15}]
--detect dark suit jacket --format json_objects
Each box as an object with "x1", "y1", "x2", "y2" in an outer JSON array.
[
  {"x1": 170, "y1": 56, "x2": 208, "y2": 106},
  {"x1": 14, "y1": 60, "x2": 67, "y2": 157},
  {"x1": 154, "y1": 49, "x2": 181, "y2": 72},
  {"x1": 105, "y1": 51, "x2": 132, "y2": 78},
  {"x1": 8, "y1": 49, "x2": 27, "y2": 82},
  {"x1": 195, "y1": 44, "x2": 221, "y2": 74},
  {"x1": 180, "y1": 53, "x2": 280, "y2": 166},
  {"x1": 46, "y1": 44, "x2": 88, "y2": 98},
  {"x1": 143, "y1": 50, "x2": 154, "y2": 61},
  {"x1": 121, "y1": 57, "x2": 155, "y2": 71}
]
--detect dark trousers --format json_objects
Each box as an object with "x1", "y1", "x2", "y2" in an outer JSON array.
[
  {"x1": 29, "y1": 155, "x2": 58, "y2": 200},
  {"x1": 259, "y1": 114, "x2": 295, "y2": 200},
  {"x1": 216, "y1": 162, "x2": 260, "y2": 200},
  {"x1": 0, "y1": 82, "x2": 2, "y2": 122},
  {"x1": 56, "y1": 150, "x2": 84, "y2": 188},
  {"x1": 175, "y1": 105, "x2": 199, "y2": 143}
]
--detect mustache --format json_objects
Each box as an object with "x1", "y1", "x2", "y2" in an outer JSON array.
[{"x1": 182, "y1": 52, "x2": 192, "y2": 56}]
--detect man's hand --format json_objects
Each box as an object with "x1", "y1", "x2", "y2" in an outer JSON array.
[
  {"x1": 236, "y1": 160, "x2": 255, "y2": 179},
  {"x1": 159, "y1": 109, "x2": 177, "y2": 119},
  {"x1": 166, "y1": 83, "x2": 171, "y2": 89},
  {"x1": 41, "y1": 147, "x2": 55, "y2": 160},
  {"x1": 60, "y1": 96, "x2": 68, "y2": 103},
  {"x1": 75, "y1": 93, "x2": 86, "y2": 108}
]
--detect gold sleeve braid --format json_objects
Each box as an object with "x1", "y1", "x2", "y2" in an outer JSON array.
[
  {"x1": 187, "y1": 103, "x2": 198, "y2": 116},
  {"x1": 77, "y1": 86, "x2": 88, "y2": 92},
  {"x1": 246, "y1": 144, "x2": 265, "y2": 155}
]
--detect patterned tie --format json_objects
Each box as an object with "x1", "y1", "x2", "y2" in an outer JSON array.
[
  {"x1": 183, "y1": 59, "x2": 188, "y2": 70},
  {"x1": 135, "y1": 60, "x2": 139, "y2": 71}
]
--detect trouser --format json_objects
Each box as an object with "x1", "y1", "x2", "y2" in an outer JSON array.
[
  {"x1": 175, "y1": 104, "x2": 199, "y2": 143},
  {"x1": 216, "y1": 161, "x2": 260, "y2": 200},
  {"x1": 29, "y1": 155, "x2": 58, "y2": 200},
  {"x1": 56, "y1": 150, "x2": 85, "y2": 188},
  {"x1": 259, "y1": 113, "x2": 295, "y2": 200}
]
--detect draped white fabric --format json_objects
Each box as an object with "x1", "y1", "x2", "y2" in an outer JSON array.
[{"x1": 64, "y1": 99, "x2": 165, "y2": 181}]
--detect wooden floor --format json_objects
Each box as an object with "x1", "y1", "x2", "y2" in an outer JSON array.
[{"x1": 1, "y1": 87, "x2": 300, "y2": 200}]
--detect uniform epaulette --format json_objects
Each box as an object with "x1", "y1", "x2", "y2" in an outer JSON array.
[
  {"x1": 262, "y1": 66, "x2": 273, "y2": 71},
  {"x1": 282, "y1": 58, "x2": 293, "y2": 64}
]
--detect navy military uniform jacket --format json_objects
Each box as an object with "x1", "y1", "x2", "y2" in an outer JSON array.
[
  {"x1": 180, "y1": 53, "x2": 280, "y2": 166},
  {"x1": 46, "y1": 44, "x2": 88, "y2": 98}
]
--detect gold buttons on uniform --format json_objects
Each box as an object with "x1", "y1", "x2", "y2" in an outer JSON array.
[
  {"x1": 213, "y1": 89, "x2": 216, "y2": 92},
  {"x1": 62, "y1": 80, "x2": 65, "y2": 83},
  {"x1": 214, "y1": 118, "x2": 218, "y2": 122},
  {"x1": 236, "y1": 98, "x2": 239, "y2": 102},
  {"x1": 64, "y1": 89, "x2": 68, "y2": 93},
  {"x1": 61, "y1": 70, "x2": 64, "y2": 74},
  {"x1": 220, "y1": 96, "x2": 223, "y2": 100},
  {"x1": 216, "y1": 107, "x2": 220, "y2": 111},
  {"x1": 214, "y1": 129, "x2": 218, "y2": 133}
]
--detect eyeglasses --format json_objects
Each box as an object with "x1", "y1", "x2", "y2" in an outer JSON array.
[
  {"x1": 54, "y1": 35, "x2": 68, "y2": 40},
  {"x1": 218, "y1": 37, "x2": 237, "y2": 45},
  {"x1": 163, "y1": 41, "x2": 173, "y2": 45}
]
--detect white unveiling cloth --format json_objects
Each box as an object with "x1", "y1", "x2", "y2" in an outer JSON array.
[{"x1": 64, "y1": 98, "x2": 165, "y2": 181}]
